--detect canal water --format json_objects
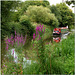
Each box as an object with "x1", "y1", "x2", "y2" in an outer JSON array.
[{"x1": 1, "y1": 32, "x2": 70, "y2": 68}]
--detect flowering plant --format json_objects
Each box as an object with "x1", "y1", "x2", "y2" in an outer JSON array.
[{"x1": 32, "y1": 24, "x2": 46, "y2": 72}]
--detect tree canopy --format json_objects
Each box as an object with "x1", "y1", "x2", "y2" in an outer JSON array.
[
  {"x1": 26, "y1": 5, "x2": 59, "y2": 27},
  {"x1": 66, "y1": 0, "x2": 75, "y2": 7},
  {"x1": 56, "y1": 3, "x2": 74, "y2": 27}
]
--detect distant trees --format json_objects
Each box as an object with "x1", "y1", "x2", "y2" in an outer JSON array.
[
  {"x1": 56, "y1": 3, "x2": 74, "y2": 27},
  {"x1": 19, "y1": 0, "x2": 50, "y2": 15},
  {"x1": 66, "y1": 0, "x2": 75, "y2": 7},
  {"x1": 1, "y1": 1, "x2": 20, "y2": 39},
  {"x1": 50, "y1": 5, "x2": 62, "y2": 26}
]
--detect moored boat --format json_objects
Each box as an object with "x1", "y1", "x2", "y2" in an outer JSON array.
[{"x1": 53, "y1": 26, "x2": 68, "y2": 35}]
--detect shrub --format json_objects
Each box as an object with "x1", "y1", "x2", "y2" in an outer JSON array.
[
  {"x1": 19, "y1": 15, "x2": 35, "y2": 36},
  {"x1": 26, "y1": 6, "x2": 59, "y2": 27}
]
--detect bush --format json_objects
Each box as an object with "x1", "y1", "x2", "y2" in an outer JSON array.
[
  {"x1": 26, "y1": 6, "x2": 59, "y2": 27},
  {"x1": 7, "y1": 22, "x2": 28, "y2": 37},
  {"x1": 19, "y1": 15, "x2": 35, "y2": 36}
]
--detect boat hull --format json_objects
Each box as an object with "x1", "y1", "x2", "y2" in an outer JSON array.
[{"x1": 53, "y1": 27, "x2": 68, "y2": 36}]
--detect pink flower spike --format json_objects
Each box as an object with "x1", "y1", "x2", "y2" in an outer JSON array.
[
  {"x1": 36, "y1": 30, "x2": 38, "y2": 35},
  {"x1": 39, "y1": 35, "x2": 41, "y2": 39},
  {"x1": 8, "y1": 39, "x2": 10, "y2": 42},
  {"x1": 33, "y1": 33, "x2": 35, "y2": 40},
  {"x1": 11, "y1": 34, "x2": 13, "y2": 39},
  {"x1": 42, "y1": 25, "x2": 43, "y2": 28},
  {"x1": 41, "y1": 27, "x2": 42, "y2": 32},
  {"x1": 40, "y1": 24, "x2": 41, "y2": 27},
  {"x1": 23, "y1": 41, "x2": 25, "y2": 45},
  {"x1": 37, "y1": 38, "x2": 39, "y2": 41}
]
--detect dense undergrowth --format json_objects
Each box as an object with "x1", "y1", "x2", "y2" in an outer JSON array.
[
  {"x1": 22, "y1": 33, "x2": 74, "y2": 74},
  {"x1": 2, "y1": 29, "x2": 74, "y2": 74}
]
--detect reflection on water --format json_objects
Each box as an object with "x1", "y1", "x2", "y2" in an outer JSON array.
[
  {"x1": 53, "y1": 32, "x2": 70, "y2": 43},
  {"x1": 53, "y1": 37, "x2": 61, "y2": 43}
]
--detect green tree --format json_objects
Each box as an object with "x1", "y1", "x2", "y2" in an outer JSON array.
[
  {"x1": 26, "y1": 5, "x2": 59, "y2": 27},
  {"x1": 50, "y1": 5, "x2": 62, "y2": 26},
  {"x1": 66, "y1": 0, "x2": 75, "y2": 7},
  {"x1": 1, "y1": 1, "x2": 21, "y2": 39},
  {"x1": 19, "y1": 15, "x2": 35, "y2": 36},
  {"x1": 19, "y1": 0, "x2": 50, "y2": 15},
  {"x1": 56, "y1": 3, "x2": 74, "y2": 27}
]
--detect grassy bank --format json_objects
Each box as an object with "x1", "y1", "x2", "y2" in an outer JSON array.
[{"x1": 22, "y1": 33, "x2": 74, "y2": 74}]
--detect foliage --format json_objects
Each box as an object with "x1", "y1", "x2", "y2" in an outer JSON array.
[
  {"x1": 2, "y1": 21, "x2": 28, "y2": 38},
  {"x1": 56, "y1": 3, "x2": 74, "y2": 27},
  {"x1": 19, "y1": 0, "x2": 50, "y2": 15},
  {"x1": 2, "y1": 61, "x2": 23, "y2": 74},
  {"x1": 19, "y1": 15, "x2": 35, "y2": 36},
  {"x1": 26, "y1": 6, "x2": 59, "y2": 27},
  {"x1": 50, "y1": 5, "x2": 62, "y2": 25},
  {"x1": 1, "y1": 1, "x2": 21, "y2": 39},
  {"x1": 66, "y1": 0, "x2": 75, "y2": 7},
  {"x1": 50, "y1": 33, "x2": 74, "y2": 74}
]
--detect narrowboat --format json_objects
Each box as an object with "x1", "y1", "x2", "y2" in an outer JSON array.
[{"x1": 53, "y1": 26, "x2": 68, "y2": 35}]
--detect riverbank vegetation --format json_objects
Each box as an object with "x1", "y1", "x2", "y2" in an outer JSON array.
[
  {"x1": 1, "y1": 0, "x2": 74, "y2": 74},
  {"x1": 2, "y1": 28, "x2": 74, "y2": 74}
]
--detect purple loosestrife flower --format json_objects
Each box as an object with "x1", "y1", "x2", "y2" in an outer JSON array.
[
  {"x1": 36, "y1": 30, "x2": 38, "y2": 35},
  {"x1": 39, "y1": 35, "x2": 41, "y2": 39},
  {"x1": 41, "y1": 26, "x2": 42, "y2": 32},
  {"x1": 6, "y1": 44, "x2": 8, "y2": 51},
  {"x1": 15, "y1": 38, "x2": 17, "y2": 42},
  {"x1": 8, "y1": 39, "x2": 10, "y2": 43},
  {"x1": 11, "y1": 34, "x2": 13, "y2": 39},
  {"x1": 41, "y1": 25, "x2": 43, "y2": 32},
  {"x1": 33, "y1": 33, "x2": 35, "y2": 40}
]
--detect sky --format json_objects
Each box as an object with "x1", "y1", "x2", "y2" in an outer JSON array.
[{"x1": 21, "y1": 0, "x2": 74, "y2": 13}]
